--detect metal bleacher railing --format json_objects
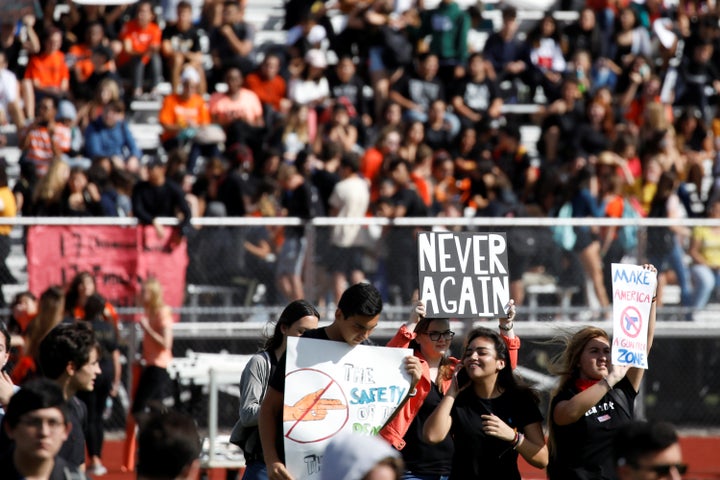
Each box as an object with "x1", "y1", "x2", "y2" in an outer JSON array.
[{"x1": 6, "y1": 215, "x2": 720, "y2": 439}]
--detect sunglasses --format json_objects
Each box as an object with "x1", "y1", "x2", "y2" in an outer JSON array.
[
  {"x1": 425, "y1": 330, "x2": 455, "y2": 341},
  {"x1": 631, "y1": 463, "x2": 688, "y2": 476}
]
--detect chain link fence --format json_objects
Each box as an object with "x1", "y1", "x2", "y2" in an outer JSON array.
[{"x1": 4, "y1": 217, "x2": 720, "y2": 435}]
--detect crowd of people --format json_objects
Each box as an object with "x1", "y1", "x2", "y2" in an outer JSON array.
[
  {"x1": 0, "y1": 270, "x2": 175, "y2": 477},
  {"x1": 2, "y1": 0, "x2": 720, "y2": 317}
]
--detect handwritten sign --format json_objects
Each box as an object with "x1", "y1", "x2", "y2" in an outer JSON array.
[
  {"x1": 27, "y1": 225, "x2": 188, "y2": 311},
  {"x1": 611, "y1": 263, "x2": 657, "y2": 369},
  {"x1": 418, "y1": 231, "x2": 510, "y2": 318},
  {"x1": 284, "y1": 337, "x2": 412, "y2": 480}
]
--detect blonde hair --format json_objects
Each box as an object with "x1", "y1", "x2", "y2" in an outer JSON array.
[
  {"x1": 33, "y1": 159, "x2": 70, "y2": 206},
  {"x1": 546, "y1": 326, "x2": 610, "y2": 460},
  {"x1": 142, "y1": 277, "x2": 166, "y2": 315}
]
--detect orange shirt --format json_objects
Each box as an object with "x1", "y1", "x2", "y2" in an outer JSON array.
[
  {"x1": 69, "y1": 44, "x2": 94, "y2": 82},
  {"x1": 244, "y1": 72, "x2": 286, "y2": 111},
  {"x1": 24, "y1": 51, "x2": 69, "y2": 89},
  {"x1": 118, "y1": 20, "x2": 161, "y2": 65},
  {"x1": 74, "y1": 301, "x2": 119, "y2": 328},
  {"x1": 159, "y1": 93, "x2": 210, "y2": 142},
  {"x1": 23, "y1": 124, "x2": 72, "y2": 176},
  {"x1": 142, "y1": 307, "x2": 173, "y2": 369},
  {"x1": 410, "y1": 172, "x2": 432, "y2": 206}
]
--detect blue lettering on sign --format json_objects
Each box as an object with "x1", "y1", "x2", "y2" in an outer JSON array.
[
  {"x1": 617, "y1": 348, "x2": 645, "y2": 366},
  {"x1": 349, "y1": 386, "x2": 407, "y2": 405},
  {"x1": 613, "y1": 269, "x2": 651, "y2": 285}
]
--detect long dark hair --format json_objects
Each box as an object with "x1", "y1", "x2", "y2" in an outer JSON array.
[
  {"x1": 463, "y1": 327, "x2": 535, "y2": 398},
  {"x1": 65, "y1": 271, "x2": 94, "y2": 316},
  {"x1": 263, "y1": 300, "x2": 320, "y2": 352}
]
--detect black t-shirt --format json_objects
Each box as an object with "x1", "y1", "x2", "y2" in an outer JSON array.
[
  {"x1": 59, "y1": 396, "x2": 87, "y2": 470},
  {"x1": 402, "y1": 381, "x2": 453, "y2": 475},
  {"x1": 281, "y1": 181, "x2": 312, "y2": 237},
  {"x1": 547, "y1": 377, "x2": 637, "y2": 480},
  {"x1": 392, "y1": 74, "x2": 446, "y2": 110},
  {"x1": 451, "y1": 76, "x2": 500, "y2": 114},
  {"x1": 162, "y1": 25, "x2": 202, "y2": 53},
  {"x1": 449, "y1": 387, "x2": 543, "y2": 480},
  {"x1": 327, "y1": 72, "x2": 368, "y2": 118}
]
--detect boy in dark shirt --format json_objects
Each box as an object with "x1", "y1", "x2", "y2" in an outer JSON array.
[{"x1": 259, "y1": 283, "x2": 421, "y2": 480}]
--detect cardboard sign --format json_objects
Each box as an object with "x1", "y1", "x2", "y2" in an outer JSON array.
[
  {"x1": 418, "y1": 231, "x2": 510, "y2": 318},
  {"x1": 27, "y1": 225, "x2": 188, "y2": 311},
  {"x1": 283, "y1": 337, "x2": 412, "y2": 480},
  {"x1": 611, "y1": 263, "x2": 657, "y2": 369}
]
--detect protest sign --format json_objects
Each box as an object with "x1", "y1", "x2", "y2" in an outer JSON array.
[
  {"x1": 418, "y1": 231, "x2": 510, "y2": 318},
  {"x1": 27, "y1": 225, "x2": 188, "y2": 310},
  {"x1": 611, "y1": 263, "x2": 657, "y2": 369},
  {"x1": 283, "y1": 337, "x2": 412, "y2": 480}
]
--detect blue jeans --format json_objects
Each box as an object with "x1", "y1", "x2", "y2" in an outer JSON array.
[
  {"x1": 242, "y1": 460, "x2": 268, "y2": 480},
  {"x1": 649, "y1": 239, "x2": 693, "y2": 307},
  {"x1": 690, "y1": 264, "x2": 720, "y2": 309},
  {"x1": 402, "y1": 473, "x2": 449, "y2": 480}
]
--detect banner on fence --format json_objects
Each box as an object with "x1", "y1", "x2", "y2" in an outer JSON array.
[
  {"x1": 27, "y1": 225, "x2": 188, "y2": 310},
  {"x1": 611, "y1": 263, "x2": 657, "y2": 369},
  {"x1": 418, "y1": 231, "x2": 510, "y2": 318},
  {"x1": 283, "y1": 337, "x2": 412, "y2": 480}
]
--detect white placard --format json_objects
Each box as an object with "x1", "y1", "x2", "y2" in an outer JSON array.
[
  {"x1": 283, "y1": 336, "x2": 413, "y2": 480},
  {"x1": 611, "y1": 263, "x2": 657, "y2": 369}
]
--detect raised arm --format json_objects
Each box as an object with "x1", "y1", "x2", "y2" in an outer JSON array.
[
  {"x1": 626, "y1": 263, "x2": 657, "y2": 391},
  {"x1": 499, "y1": 299, "x2": 520, "y2": 370}
]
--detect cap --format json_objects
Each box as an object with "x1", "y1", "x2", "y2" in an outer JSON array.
[
  {"x1": 304, "y1": 49, "x2": 327, "y2": 69},
  {"x1": 56, "y1": 100, "x2": 77, "y2": 121},
  {"x1": 181, "y1": 66, "x2": 201, "y2": 84},
  {"x1": 320, "y1": 433, "x2": 399, "y2": 480}
]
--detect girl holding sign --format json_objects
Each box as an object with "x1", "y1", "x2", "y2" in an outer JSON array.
[
  {"x1": 422, "y1": 326, "x2": 547, "y2": 479},
  {"x1": 230, "y1": 300, "x2": 320, "y2": 480},
  {"x1": 381, "y1": 301, "x2": 520, "y2": 480},
  {"x1": 547, "y1": 264, "x2": 657, "y2": 480}
]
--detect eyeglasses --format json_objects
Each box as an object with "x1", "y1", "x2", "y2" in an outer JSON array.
[
  {"x1": 631, "y1": 463, "x2": 688, "y2": 476},
  {"x1": 18, "y1": 416, "x2": 66, "y2": 431},
  {"x1": 425, "y1": 330, "x2": 455, "y2": 341}
]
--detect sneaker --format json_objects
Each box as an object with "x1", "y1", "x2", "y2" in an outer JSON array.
[{"x1": 91, "y1": 464, "x2": 108, "y2": 476}]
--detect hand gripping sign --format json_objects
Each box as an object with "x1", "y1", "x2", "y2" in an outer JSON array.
[
  {"x1": 611, "y1": 264, "x2": 657, "y2": 369},
  {"x1": 283, "y1": 337, "x2": 412, "y2": 480}
]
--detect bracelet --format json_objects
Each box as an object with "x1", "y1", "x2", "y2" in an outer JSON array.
[
  {"x1": 513, "y1": 432, "x2": 524, "y2": 450},
  {"x1": 498, "y1": 321, "x2": 514, "y2": 332},
  {"x1": 600, "y1": 377, "x2": 612, "y2": 390},
  {"x1": 510, "y1": 428, "x2": 518, "y2": 445}
]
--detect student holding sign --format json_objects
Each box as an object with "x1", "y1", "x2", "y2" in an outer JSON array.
[
  {"x1": 230, "y1": 300, "x2": 320, "y2": 480},
  {"x1": 380, "y1": 300, "x2": 520, "y2": 480},
  {"x1": 258, "y1": 283, "x2": 423, "y2": 480},
  {"x1": 546, "y1": 264, "x2": 657, "y2": 480},
  {"x1": 423, "y1": 327, "x2": 548, "y2": 479}
]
